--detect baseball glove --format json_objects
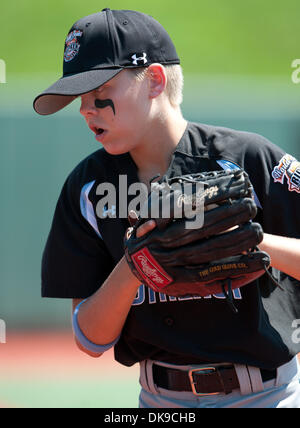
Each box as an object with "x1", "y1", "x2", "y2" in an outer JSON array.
[{"x1": 124, "y1": 169, "x2": 270, "y2": 309}]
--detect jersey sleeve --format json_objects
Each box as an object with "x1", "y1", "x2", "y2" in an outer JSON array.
[
  {"x1": 211, "y1": 125, "x2": 300, "y2": 238},
  {"x1": 212, "y1": 127, "x2": 300, "y2": 301},
  {"x1": 41, "y1": 170, "x2": 115, "y2": 299},
  {"x1": 241, "y1": 134, "x2": 300, "y2": 239}
]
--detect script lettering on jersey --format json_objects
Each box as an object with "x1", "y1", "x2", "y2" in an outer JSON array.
[
  {"x1": 132, "y1": 284, "x2": 242, "y2": 306},
  {"x1": 0, "y1": 59, "x2": 6, "y2": 84}
]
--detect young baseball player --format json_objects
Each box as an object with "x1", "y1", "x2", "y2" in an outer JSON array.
[{"x1": 34, "y1": 9, "x2": 300, "y2": 408}]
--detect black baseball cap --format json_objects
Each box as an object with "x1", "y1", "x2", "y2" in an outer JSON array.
[{"x1": 33, "y1": 8, "x2": 180, "y2": 115}]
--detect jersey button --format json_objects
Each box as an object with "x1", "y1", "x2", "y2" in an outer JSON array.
[{"x1": 164, "y1": 317, "x2": 174, "y2": 327}]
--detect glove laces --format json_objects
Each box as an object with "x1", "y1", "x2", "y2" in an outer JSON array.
[
  {"x1": 253, "y1": 246, "x2": 284, "y2": 291},
  {"x1": 222, "y1": 279, "x2": 239, "y2": 314}
]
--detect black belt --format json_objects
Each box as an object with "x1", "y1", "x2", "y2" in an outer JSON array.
[{"x1": 153, "y1": 363, "x2": 276, "y2": 396}]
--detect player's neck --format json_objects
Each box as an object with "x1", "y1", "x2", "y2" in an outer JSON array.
[{"x1": 130, "y1": 107, "x2": 187, "y2": 184}]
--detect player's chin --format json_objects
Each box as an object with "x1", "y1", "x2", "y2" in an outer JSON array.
[
  {"x1": 99, "y1": 134, "x2": 136, "y2": 155},
  {"x1": 100, "y1": 139, "x2": 132, "y2": 156}
]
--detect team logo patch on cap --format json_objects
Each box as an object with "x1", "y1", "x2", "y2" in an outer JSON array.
[
  {"x1": 272, "y1": 154, "x2": 300, "y2": 193},
  {"x1": 64, "y1": 30, "x2": 83, "y2": 62}
]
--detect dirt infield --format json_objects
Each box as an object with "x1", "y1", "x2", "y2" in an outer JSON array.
[
  {"x1": 0, "y1": 330, "x2": 139, "y2": 408},
  {"x1": 0, "y1": 331, "x2": 299, "y2": 408},
  {"x1": 0, "y1": 330, "x2": 129, "y2": 377}
]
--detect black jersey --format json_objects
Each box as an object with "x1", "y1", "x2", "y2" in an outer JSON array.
[{"x1": 42, "y1": 122, "x2": 300, "y2": 370}]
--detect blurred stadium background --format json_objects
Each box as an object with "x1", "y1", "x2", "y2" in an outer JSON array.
[{"x1": 0, "y1": 0, "x2": 300, "y2": 408}]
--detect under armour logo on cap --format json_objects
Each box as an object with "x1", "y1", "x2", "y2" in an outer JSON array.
[{"x1": 131, "y1": 53, "x2": 148, "y2": 66}]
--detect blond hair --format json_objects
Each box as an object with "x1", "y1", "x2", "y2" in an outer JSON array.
[{"x1": 131, "y1": 64, "x2": 184, "y2": 107}]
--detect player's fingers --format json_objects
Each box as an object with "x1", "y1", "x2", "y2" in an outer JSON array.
[
  {"x1": 128, "y1": 210, "x2": 139, "y2": 227},
  {"x1": 136, "y1": 220, "x2": 156, "y2": 238}
]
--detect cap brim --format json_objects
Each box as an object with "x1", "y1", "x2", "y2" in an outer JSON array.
[{"x1": 33, "y1": 68, "x2": 123, "y2": 115}]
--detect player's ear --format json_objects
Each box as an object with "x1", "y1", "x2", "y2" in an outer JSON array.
[{"x1": 147, "y1": 64, "x2": 167, "y2": 99}]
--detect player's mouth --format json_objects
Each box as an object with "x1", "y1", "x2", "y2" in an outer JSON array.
[
  {"x1": 95, "y1": 128, "x2": 108, "y2": 143},
  {"x1": 89, "y1": 125, "x2": 108, "y2": 142}
]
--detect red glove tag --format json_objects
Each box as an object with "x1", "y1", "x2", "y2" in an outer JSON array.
[{"x1": 131, "y1": 247, "x2": 173, "y2": 291}]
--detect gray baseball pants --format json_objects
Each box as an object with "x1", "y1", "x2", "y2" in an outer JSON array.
[{"x1": 139, "y1": 356, "x2": 300, "y2": 408}]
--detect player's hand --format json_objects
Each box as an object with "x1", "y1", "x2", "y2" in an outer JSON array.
[
  {"x1": 128, "y1": 210, "x2": 156, "y2": 238},
  {"x1": 136, "y1": 220, "x2": 156, "y2": 238},
  {"x1": 124, "y1": 169, "x2": 269, "y2": 302}
]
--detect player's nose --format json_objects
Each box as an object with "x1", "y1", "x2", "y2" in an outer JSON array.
[{"x1": 79, "y1": 93, "x2": 98, "y2": 117}]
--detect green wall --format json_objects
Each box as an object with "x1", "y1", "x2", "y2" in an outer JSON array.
[{"x1": 1, "y1": 0, "x2": 300, "y2": 328}]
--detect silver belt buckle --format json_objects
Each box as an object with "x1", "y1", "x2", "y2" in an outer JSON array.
[{"x1": 188, "y1": 367, "x2": 221, "y2": 396}]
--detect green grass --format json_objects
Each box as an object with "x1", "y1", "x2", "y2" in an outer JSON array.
[
  {"x1": 1, "y1": 0, "x2": 300, "y2": 76},
  {"x1": 0, "y1": 378, "x2": 140, "y2": 408}
]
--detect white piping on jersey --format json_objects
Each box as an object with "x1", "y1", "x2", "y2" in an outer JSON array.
[
  {"x1": 216, "y1": 159, "x2": 262, "y2": 209},
  {"x1": 80, "y1": 181, "x2": 102, "y2": 238}
]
